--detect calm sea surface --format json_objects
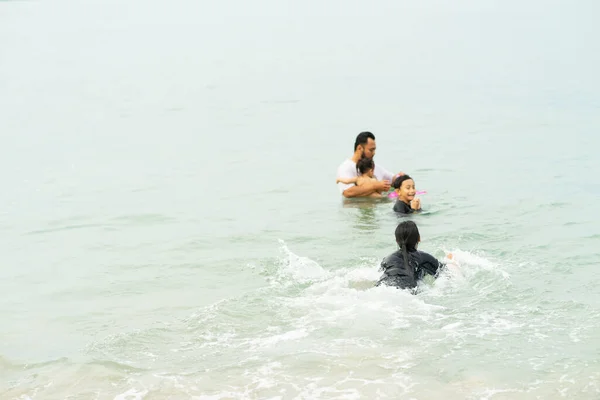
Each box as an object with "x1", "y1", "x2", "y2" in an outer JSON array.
[{"x1": 1, "y1": 1, "x2": 599, "y2": 399}]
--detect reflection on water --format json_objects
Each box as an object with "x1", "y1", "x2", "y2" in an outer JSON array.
[
  {"x1": 341, "y1": 197, "x2": 391, "y2": 232},
  {"x1": 355, "y1": 205, "x2": 377, "y2": 232},
  {"x1": 341, "y1": 197, "x2": 391, "y2": 209}
]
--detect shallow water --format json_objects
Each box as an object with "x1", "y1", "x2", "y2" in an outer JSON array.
[{"x1": 1, "y1": 0, "x2": 600, "y2": 399}]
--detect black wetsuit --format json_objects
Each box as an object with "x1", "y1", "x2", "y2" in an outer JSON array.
[
  {"x1": 376, "y1": 249, "x2": 444, "y2": 289},
  {"x1": 393, "y1": 200, "x2": 421, "y2": 214}
]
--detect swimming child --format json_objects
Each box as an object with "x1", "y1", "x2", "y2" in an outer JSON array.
[
  {"x1": 392, "y1": 174, "x2": 422, "y2": 214},
  {"x1": 336, "y1": 157, "x2": 383, "y2": 198},
  {"x1": 376, "y1": 220, "x2": 452, "y2": 290}
]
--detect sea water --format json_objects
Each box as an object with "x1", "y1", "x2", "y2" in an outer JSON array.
[{"x1": 1, "y1": 0, "x2": 600, "y2": 399}]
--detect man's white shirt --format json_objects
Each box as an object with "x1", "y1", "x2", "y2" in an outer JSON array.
[{"x1": 336, "y1": 159, "x2": 394, "y2": 194}]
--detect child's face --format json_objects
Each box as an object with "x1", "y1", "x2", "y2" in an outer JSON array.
[
  {"x1": 397, "y1": 179, "x2": 416, "y2": 202},
  {"x1": 365, "y1": 168, "x2": 374, "y2": 178}
]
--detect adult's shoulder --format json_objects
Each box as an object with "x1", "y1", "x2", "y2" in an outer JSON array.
[
  {"x1": 337, "y1": 159, "x2": 357, "y2": 178},
  {"x1": 337, "y1": 158, "x2": 355, "y2": 169},
  {"x1": 374, "y1": 163, "x2": 393, "y2": 181}
]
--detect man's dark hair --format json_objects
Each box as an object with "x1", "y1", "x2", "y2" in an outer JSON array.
[{"x1": 354, "y1": 131, "x2": 376, "y2": 151}]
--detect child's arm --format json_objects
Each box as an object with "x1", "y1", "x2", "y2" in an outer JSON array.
[{"x1": 336, "y1": 176, "x2": 359, "y2": 184}]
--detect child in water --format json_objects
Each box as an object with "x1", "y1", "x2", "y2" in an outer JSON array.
[
  {"x1": 392, "y1": 174, "x2": 422, "y2": 214},
  {"x1": 336, "y1": 157, "x2": 383, "y2": 198},
  {"x1": 376, "y1": 220, "x2": 453, "y2": 290}
]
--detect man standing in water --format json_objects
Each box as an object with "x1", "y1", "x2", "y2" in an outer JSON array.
[{"x1": 336, "y1": 131, "x2": 401, "y2": 198}]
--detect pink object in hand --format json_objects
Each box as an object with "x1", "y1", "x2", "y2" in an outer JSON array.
[{"x1": 387, "y1": 190, "x2": 427, "y2": 199}]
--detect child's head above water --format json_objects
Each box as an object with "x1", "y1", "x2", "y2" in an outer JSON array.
[
  {"x1": 395, "y1": 220, "x2": 421, "y2": 251},
  {"x1": 356, "y1": 157, "x2": 375, "y2": 177},
  {"x1": 393, "y1": 174, "x2": 417, "y2": 203}
]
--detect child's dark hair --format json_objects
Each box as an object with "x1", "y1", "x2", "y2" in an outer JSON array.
[
  {"x1": 395, "y1": 221, "x2": 421, "y2": 269},
  {"x1": 356, "y1": 157, "x2": 375, "y2": 175},
  {"x1": 393, "y1": 174, "x2": 414, "y2": 189}
]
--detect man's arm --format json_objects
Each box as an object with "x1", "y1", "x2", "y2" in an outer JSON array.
[
  {"x1": 342, "y1": 180, "x2": 390, "y2": 198},
  {"x1": 378, "y1": 165, "x2": 404, "y2": 183}
]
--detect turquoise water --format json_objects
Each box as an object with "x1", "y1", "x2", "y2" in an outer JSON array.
[{"x1": 1, "y1": 1, "x2": 600, "y2": 399}]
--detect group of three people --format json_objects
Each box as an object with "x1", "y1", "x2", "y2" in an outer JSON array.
[
  {"x1": 335, "y1": 131, "x2": 422, "y2": 214},
  {"x1": 335, "y1": 131, "x2": 452, "y2": 291}
]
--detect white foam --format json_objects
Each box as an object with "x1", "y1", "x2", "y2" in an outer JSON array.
[
  {"x1": 171, "y1": 243, "x2": 526, "y2": 399},
  {"x1": 446, "y1": 249, "x2": 511, "y2": 280},
  {"x1": 569, "y1": 327, "x2": 581, "y2": 343},
  {"x1": 477, "y1": 387, "x2": 524, "y2": 399},
  {"x1": 268, "y1": 242, "x2": 453, "y2": 337},
  {"x1": 113, "y1": 388, "x2": 148, "y2": 400},
  {"x1": 247, "y1": 329, "x2": 309, "y2": 349},
  {"x1": 196, "y1": 391, "x2": 249, "y2": 400},
  {"x1": 197, "y1": 331, "x2": 237, "y2": 349},
  {"x1": 441, "y1": 322, "x2": 463, "y2": 330},
  {"x1": 275, "y1": 239, "x2": 330, "y2": 284}
]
